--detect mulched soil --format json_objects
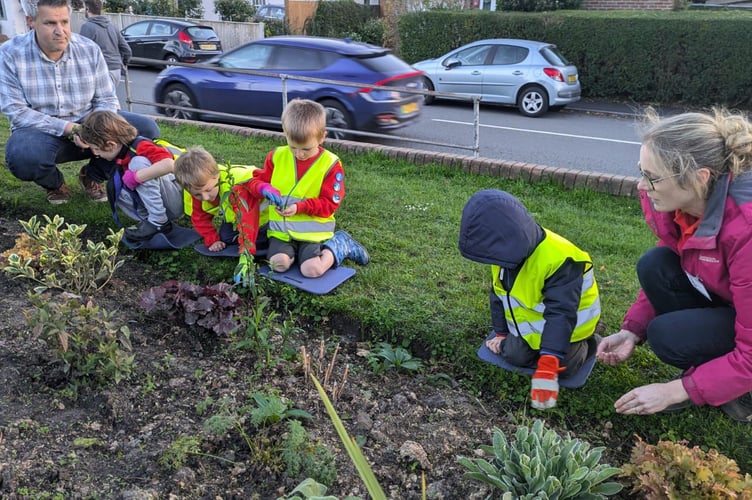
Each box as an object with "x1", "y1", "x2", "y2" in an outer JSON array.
[{"x1": 0, "y1": 216, "x2": 636, "y2": 499}]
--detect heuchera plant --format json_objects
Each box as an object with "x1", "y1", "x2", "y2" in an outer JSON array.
[
  {"x1": 139, "y1": 280, "x2": 242, "y2": 335},
  {"x1": 622, "y1": 435, "x2": 752, "y2": 499}
]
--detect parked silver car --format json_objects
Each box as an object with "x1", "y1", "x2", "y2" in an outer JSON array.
[{"x1": 413, "y1": 39, "x2": 581, "y2": 117}]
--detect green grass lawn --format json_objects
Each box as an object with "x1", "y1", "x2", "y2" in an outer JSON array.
[{"x1": 1, "y1": 116, "x2": 750, "y2": 473}]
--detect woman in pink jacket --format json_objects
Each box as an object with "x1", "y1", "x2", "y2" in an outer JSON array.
[{"x1": 597, "y1": 107, "x2": 752, "y2": 422}]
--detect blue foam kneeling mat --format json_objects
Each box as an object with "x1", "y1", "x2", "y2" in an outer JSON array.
[
  {"x1": 258, "y1": 264, "x2": 355, "y2": 295},
  {"x1": 121, "y1": 224, "x2": 201, "y2": 250},
  {"x1": 477, "y1": 332, "x2": 601, "y2": 389},
  {"x1": 194, "y1": 243, "x2": 268, "y2": 259}
]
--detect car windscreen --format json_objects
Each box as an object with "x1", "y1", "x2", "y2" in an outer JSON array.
[
  {"x1": 185, "y1": 27, "x2": 219, "y2": 41},
  {"x1": 540, "y1": 46, "x2": 571, "y2": 66},
  {"x1": 355, "y1": 53, "x2": 414, "y2": 74}
]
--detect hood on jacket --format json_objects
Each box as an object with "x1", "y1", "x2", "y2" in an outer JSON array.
[
  {"x1": 86, "y1": 15, "x2": 111, "y2": 27},
  {"x1": 458, "y1": 189, "x2": 544, "y2": 268}
]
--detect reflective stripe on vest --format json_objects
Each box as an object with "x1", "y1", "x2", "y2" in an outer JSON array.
[
  {"x1": 492, "y1": 228, "x2": 600, "y2": 350},
  {"x1": 267, "y1": 146, "x2": 337, "y2": 243},
  {"x1": 183, "y1": 164, "x2": 268, "y2": 226}
]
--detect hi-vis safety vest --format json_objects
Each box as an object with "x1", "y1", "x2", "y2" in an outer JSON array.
[
  {"x1": 267, "y1": 146, "x2": 338, "y2": 243},
  {"x1": 492, "y1": 228, "x2": 600, "y2": 350},
  {"x1": 183, "y1": 164, "x2": 269, "y2": 226}
]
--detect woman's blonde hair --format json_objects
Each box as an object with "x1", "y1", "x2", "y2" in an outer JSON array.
[
  {"x1": 79, "y1": 110, "x2": 137, "y2": 148},
  {"x1": 173, "y1": 146, "x2": 219, "y2": 191},
  {"x1": 641, "y1": 106, "x2": 752, "y2": 199}
]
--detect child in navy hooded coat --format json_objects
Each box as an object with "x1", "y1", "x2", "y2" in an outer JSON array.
[{"x1": 458, "y1": 189, "x2": 601, "y2": 409}]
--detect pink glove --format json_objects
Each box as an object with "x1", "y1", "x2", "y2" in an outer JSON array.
[
  {"x1": 122, "y1": 169, "x2": 142, "y2": 190},
  {"x1": 257, "y1": 182, "x2": 282, "y2": 208}
]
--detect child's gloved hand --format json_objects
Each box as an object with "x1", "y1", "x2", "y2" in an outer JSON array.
[
  {"x1": 530, "y1": 354, "x2": 566, "y2": 410},
  {"x1": 233, "y1": 254, "x2": 251, "y2": 285},
  {"x1": 257, "y1": 182, "x2": 282, "y2": 208},
  {"x1": 122, "y1": 169, "x2": 142, "y2": 190}
]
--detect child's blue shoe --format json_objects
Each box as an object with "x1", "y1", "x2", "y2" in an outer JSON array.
[{"x1": 323, "y1": 230, "x2": 370, "y2": 266}]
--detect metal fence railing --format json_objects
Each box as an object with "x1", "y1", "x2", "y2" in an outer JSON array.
[{"x1": 124, "y1": 58, "x2": 483, "y2": 156}]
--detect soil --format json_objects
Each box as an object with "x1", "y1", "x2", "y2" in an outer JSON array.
[{"x1": 0, "y1": 216, "x2": 634, "y2": 500}]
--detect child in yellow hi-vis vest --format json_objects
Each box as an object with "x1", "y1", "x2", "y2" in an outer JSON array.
[
  {"x1": 173, "y1": 146, "x2": 269, "y2": 281},
  {"x1": 459, "y1": 189, "x2": 601, "y2": 410},
  {"x1": 241, "y1": 99, "x2": 370, "y2": 279}
]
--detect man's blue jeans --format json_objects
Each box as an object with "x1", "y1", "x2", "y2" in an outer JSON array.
[
  {"x1": 4, "y1": 111, "x2": 160, "y2": 190},
  {"x1": 637, "y1": 246, "x2": 735, "y2": 370}
]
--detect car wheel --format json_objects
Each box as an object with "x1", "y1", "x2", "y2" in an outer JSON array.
[
  {"x1": 423, "y1": 77, "x2": 436, "y2": 105},
  {"x1": 320, "y1": 99, "x2": 352, "y2": 140},
  {"x1": 164, "y1": 54, "x2": 179, "y2": 68},
  {"x1": 517, "y1": 85, "x2": 549, "y2": 117},
  {"x1": 161, "y1": 83, "x2": 198, "y2": 120}
]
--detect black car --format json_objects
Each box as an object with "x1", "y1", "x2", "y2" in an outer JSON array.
[
  {"x1": 252, "y1": 4, "x2": 285, "y2": 22},
  {"x1": 121, "y1": 19, "x2": 222, "y2": 66}
]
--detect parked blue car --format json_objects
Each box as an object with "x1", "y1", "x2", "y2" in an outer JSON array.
[{"x1": 153, "y1": 36, "x2": 424, "y2": 139}]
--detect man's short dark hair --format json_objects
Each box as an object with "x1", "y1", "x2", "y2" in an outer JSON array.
[
  {"x1": 27, "y1": 0, "x2": 71, "y2": 19},
  {"x1": 84, "y1": 0, "x2": 102, "y2": 15}
]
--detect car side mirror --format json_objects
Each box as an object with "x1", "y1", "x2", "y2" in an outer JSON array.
[{"x1": 444, "y1": 58, "x2": 461, "y2": 69}]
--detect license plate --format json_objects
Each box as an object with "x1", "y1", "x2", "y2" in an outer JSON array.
[
  {"x1": 401, "y1": 102, "x2": 419, "y2": 114},
  {"x1": 568, "y1": 74, "x2": 577, "y2": 83},
  {"x1": 199, "y1": 44, "x2": 216, "y2": 51}
]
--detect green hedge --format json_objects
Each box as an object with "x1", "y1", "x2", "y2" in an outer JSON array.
[{"x1": 397, "y1": 10, "x2": 752, "y2": 109}]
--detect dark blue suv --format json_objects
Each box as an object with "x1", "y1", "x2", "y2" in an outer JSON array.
[{"x1": 153, "y1": 36, "x2": 423, "y2": 139}]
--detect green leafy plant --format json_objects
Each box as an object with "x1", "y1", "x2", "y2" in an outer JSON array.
[
  {"x1": 277, "y1": 477, "x2": 364, "y2": 500},
  {"x1": 367, "y1": 342, "x2": 423, "y2": 375},
  {"x1": 250, "y1": 391, "x2": 312, "y2": 427},
  {"x1": 2, "y1": 214, "x2": 124, "y2": 294},
  {"x1": 283, "y1": 420, "x2": 337, "y2": 487},
  {"x1": 622, "y1": 435, "x2": 752, "y2": 499},
  {"x1": 25, "y1": 293, "x2": 135, "y2": 387},
  {"x1": 139, "y1": 280, "x2": 242, "y2": 335},
  {"x1": 458, "y1": 419, "x2": 623, "y2": 499}
]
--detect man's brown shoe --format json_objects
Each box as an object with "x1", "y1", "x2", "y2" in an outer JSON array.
[
  {"x1": 46, "y1": 183, "x2": 71, "y2": 204},
  {"x1": 79, "y1": 167, "x2": 108, "y2": 202}
]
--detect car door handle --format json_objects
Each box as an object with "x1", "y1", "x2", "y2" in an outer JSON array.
[
  {"x1": 512, "y1": 71, "x2": 523, "y2": 75},
  {"x1": 471, "y1": 71, "x2": 481, "y2": 75}
]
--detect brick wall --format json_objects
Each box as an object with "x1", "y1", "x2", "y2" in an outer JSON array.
[{"x1": 581, "y1": 0, "x2": 673, "y2": 9}]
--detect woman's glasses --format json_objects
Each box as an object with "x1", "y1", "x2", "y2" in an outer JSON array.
[{"x1": 638, "y1": 162, "x2": 680, "y2": 191}]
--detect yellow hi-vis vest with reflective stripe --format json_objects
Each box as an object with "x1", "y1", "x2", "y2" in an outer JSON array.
[
  {"x1": 183, "y1": 164, "x2": 269, "y2": 226},
  {"x1": 492, "y1": 228, "x2": 600, "y2": 350},
  {"x1": 267, "y1": 146, "x2": 337, "y2": 243}
]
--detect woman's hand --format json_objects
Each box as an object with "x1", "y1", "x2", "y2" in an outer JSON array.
[
  {"x1": 615, "y1": 379, "x2": 689, "y2": 415},
  {"x1": 596, "y1": 329, "x2": 639, "y2": 365},
  {"x1": 208, "y1": 241, "x2": 226, "y2": 251}
]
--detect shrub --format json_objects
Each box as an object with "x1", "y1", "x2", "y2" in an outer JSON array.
[
  {"x1": 26, "y1": 294, "x2": 135, "y2": 387},
  {"x1": 458, "y1": 419, "x2": 623, "y2": 498},
  {"x1": 499, "y1": 0, "x2": 581, "y2": 11},
  {"x1": 622, "y1": 436, "x2": 752, "y2": 499},
  {"x1": 214, "y1": 0, "x2": 255, "y2": 21},
  {"x1": 2, "y1": 214, "x2": 124, "y2": 295},
  {"x1": 139, "y1": 280, "x2": 242, "y2": 336}
]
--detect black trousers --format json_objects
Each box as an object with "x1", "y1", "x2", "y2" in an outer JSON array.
[{"x1": 637, "y1": 246, "x2": 736, "y2": 370}]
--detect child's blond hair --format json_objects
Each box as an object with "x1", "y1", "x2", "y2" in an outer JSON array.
[
  {"x1": 281, "y1": 99, "x2": 326, "y2": 144},
  {"x1": 173, "y1": 146, "x2": 219, "y2": 191},
  {"x1": 79, "y1": 110, "x2": 137, "y2": 148}
]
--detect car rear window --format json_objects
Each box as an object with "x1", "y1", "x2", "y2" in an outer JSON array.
[
  {"x1": 354, "y1": 53, "x2": 414, "y2": 74},
  {"x1": 540, "y1": 46, "x2": 571, "y2": 66},
  {"x1": 185, "y1": 27, "x2": 219, "y2": 41}
]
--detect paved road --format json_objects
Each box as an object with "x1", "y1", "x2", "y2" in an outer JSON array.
[{"x1": 118, "y1": 68, "x2": 669, "y2": 178}]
